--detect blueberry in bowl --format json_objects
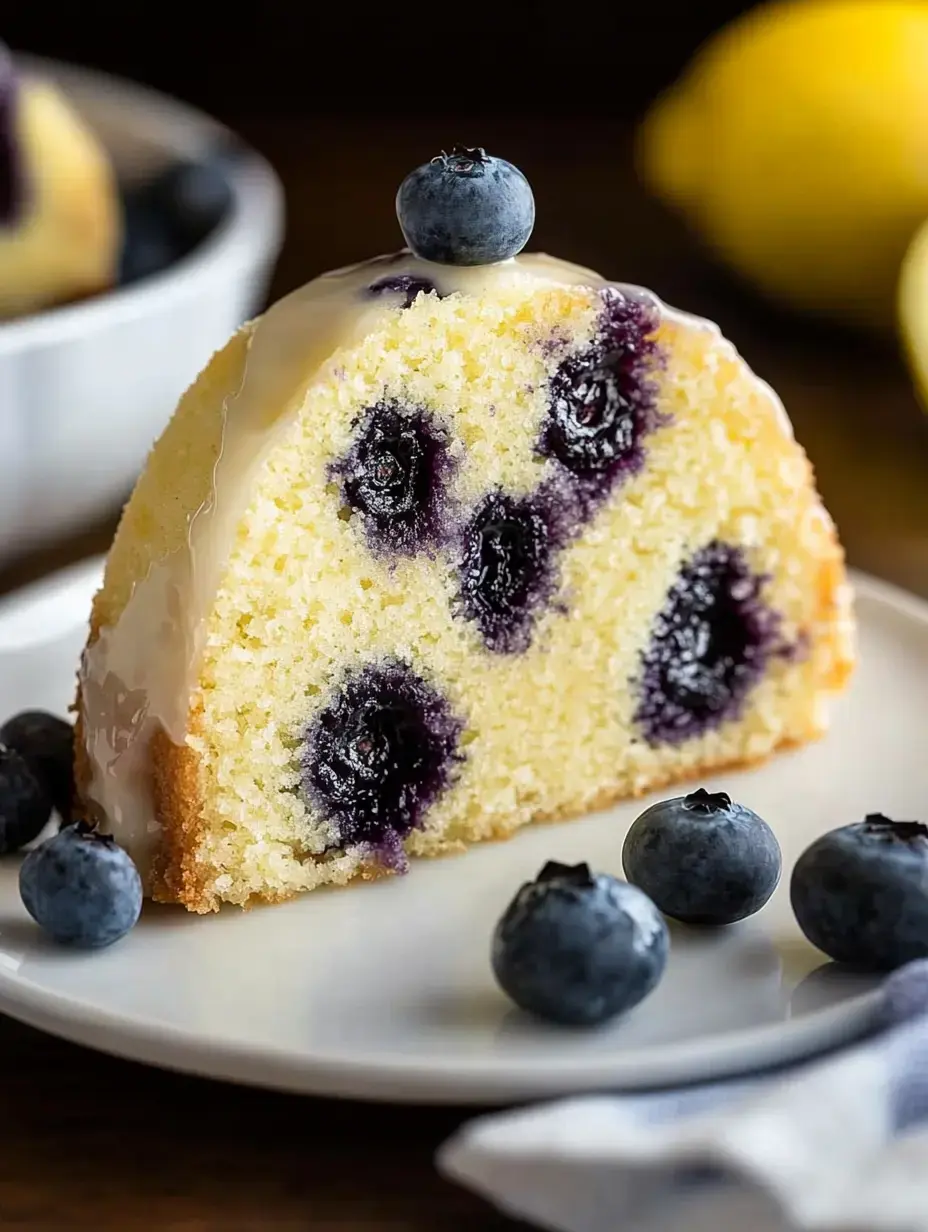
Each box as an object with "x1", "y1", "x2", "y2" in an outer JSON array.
[
  {"x1": 118, "y1": 152, "x2": 236, "y2": 286},
  {"x1": 622, "y1": 788, "x2": 782, "y2": 925},
  {"x1": 492, "y1": 861, "x2": 669, "y2": 1026},
  {"x1": 791, "y1": 815, "x2": 928, "y2": 971}
]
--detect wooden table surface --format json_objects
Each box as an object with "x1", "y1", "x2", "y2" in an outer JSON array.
[{"x1": 1, "y1": 117, "x2": 927, "y2": 1229}]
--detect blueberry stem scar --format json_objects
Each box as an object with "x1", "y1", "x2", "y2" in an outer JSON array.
[
  {"x1": 863, "y1": 814, "x2": 928, "y2": 843},
  {"x1": 431, "y1": 146, "x2": 490, "y2": 174},
  {"x1": 536, "y1": 861, "x2": 596, "y2": 886},
  {"x1": 683, "y1": 788, "x2": 733, "y2": 814}
]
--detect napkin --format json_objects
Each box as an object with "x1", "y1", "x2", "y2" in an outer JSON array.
[{"x1": 438, "y1": 961, "x2": 928, "y2": 1232}]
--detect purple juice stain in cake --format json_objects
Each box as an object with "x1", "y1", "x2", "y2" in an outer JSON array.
[
  {"x1": 0, "y1": 43, "x2": 26, "y2": 227},
  {"x1": 456, "y1": 489, "x2": 560, "y2": 654},
  {"x1": 538, "y1": 288, "x2": 666, "y2": 511},
  {"x1": 302, "y1": 660, "x2": 463, "y2": 859},
  {"x1": 333, "y1": 402, "x2": 453, "y2": 555},
  {"x1": 366, "y1": 273, "x2": 443, "y2": 309},
  {"x1": 634, "y1": 541, "x2": 783, "y2": 746}
]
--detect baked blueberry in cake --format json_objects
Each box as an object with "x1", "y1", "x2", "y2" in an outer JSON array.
[
  {"x1": 0, "y1": 41, "x2": 121, "y2": 318},
  {"x1": 75, "y1": 145, "x2": 856, "y2": 912}
]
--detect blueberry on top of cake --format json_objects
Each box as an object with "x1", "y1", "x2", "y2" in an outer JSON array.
[{"x1": 75, "y1": 147, "x2": 855, "y2": 912}]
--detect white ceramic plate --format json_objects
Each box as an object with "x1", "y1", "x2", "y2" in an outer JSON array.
[{"x1": 0, "y1": 560, "x2": 921, "y2": 1104}]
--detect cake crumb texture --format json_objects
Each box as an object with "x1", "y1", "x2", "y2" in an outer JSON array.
[{"x1": 80, "y1": 279, "x2": 854, "y2": 911}]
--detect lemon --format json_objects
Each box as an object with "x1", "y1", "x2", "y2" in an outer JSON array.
[
  {"x1": 898, "y1": 215, "x2": 928, "y2": 408},
  {"x1": 638, "y1": 0, "x2": 928, "y2": 335}
]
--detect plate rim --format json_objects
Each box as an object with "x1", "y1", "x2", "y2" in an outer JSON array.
[
  {"x1": 0, "y1": 949, "x2": 886, "y2": 1103},
  {"x1": 0, "y1": 561, "x2": 915, "y2": 1103}
]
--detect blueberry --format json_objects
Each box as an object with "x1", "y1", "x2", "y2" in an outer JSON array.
[
  {"x1": 334, "y1": 402, "x2": 452, "y2": 555},
  {"x1": 0, "y1": 711, "x2": 74, "y2": 822},
  {"x1": 303, "y1": 660, "x2": 463, "y2": 856},
  {"x1": 0, "y1": 746, "x2": 51, "y2": 854},
  {"x1": 492, "y1": 861, "x2": 669, "y2": 1027},
  {"x1": 366, "y1": 273, "x2": 442, "y2": 309},
  {"x1": 539, "y1": 291, "x2": 663, "y2": 498},
  {"x1": 19, "y1": 822, "x2": 142, "y2": 949},
  {"x1": 396, "y1": 146, "x2": 535, "y2": 266},
  {"x1": 457, "y1": 491, "x2": 556, "y2": 653},
  {"x1": 118, "y1": 192, "x2": 180, "y2": 285},
  {"x1": 622, "y1": 788, "x2": 782, "y2": 925},
  {"x1": 790, "y1": 815, "x2": 928, "y2": 971},
  {"x1": 144, "y1": 157, "x2": 233, "y2": 251},
  {"x1": 634, "y1": 541, "x2": 783, "y2": 746},
  {"x1": 118, "y1": 155, "x2": 233, "y2": 285},
  {"x1": 0, "y1": 40, "x2": 25, "y2": 227}
]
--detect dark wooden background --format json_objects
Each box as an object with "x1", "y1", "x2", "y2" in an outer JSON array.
[
  {"x1": 2, "y1": 5, "x2": 928, "y2": 1227},
  {"x1": 6, "y1": 2, "x2": 753, "y2": 120}
]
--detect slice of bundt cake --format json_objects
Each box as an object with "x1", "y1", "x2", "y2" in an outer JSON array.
[{"x1": 75, "y1": 148, "x2": 855, "y2": 912}]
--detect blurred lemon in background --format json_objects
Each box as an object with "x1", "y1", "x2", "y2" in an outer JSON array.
[
  {"x1": 899, "y1": 216, "x2": 928, "y2": 409},
  {"x1": 638, "y1": 0, "x2": 928, "y2": 337}
]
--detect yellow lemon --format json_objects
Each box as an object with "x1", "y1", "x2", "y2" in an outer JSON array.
[
  {"x1": 898, "y1": 214, "x2": 928, "y2": 408},
  {"x1": 638, "y1": 0, "x2": 928, "y2": 334}
]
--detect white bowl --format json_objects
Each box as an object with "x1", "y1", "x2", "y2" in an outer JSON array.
[{"x1": 0, "y1": 56, "x2": 285, "y2": 563}]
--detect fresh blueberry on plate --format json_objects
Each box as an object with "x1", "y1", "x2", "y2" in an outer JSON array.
[
  {"x1": 396, "y1": 145, "x2": 535, "y2": 266},
  {"x1": 791, "y1": 814, "x2": 928, "y2": 971},
  {"x1": 622, "y1": 788, "x2": 782, "y2": 925},
  {"x1": 20, "y1": 822, "x2": 142, "y2": 949},
  {"x1": 0, "y1": 745, "x2": 51, "y2": 854},
  {"x1": 0, "y1": 710, "x2": 73, "y2": 822},
  {"x1": 492, "y1": 861, "x2": 669, "y2": 1026}
]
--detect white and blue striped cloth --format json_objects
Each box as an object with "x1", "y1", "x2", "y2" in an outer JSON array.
[{"x1": 439, "y1": 962, "x2": 928, "y2": 1232}]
